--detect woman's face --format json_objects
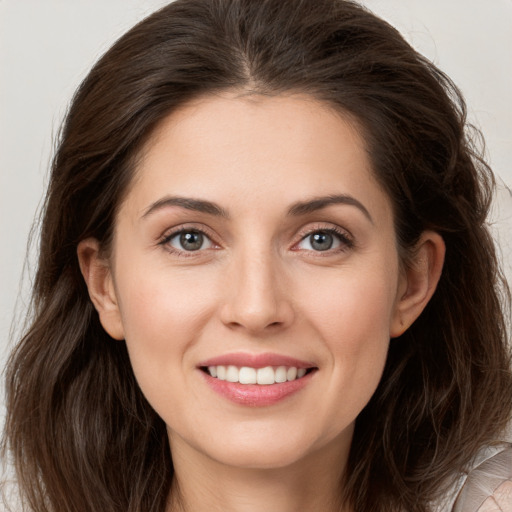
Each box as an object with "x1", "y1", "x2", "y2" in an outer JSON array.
[{"x1": 91, "y1": 93, "x2": 415, "y2": 470}]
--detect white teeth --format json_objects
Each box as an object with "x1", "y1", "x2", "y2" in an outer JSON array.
[
  {"x1": 206, "y1": 365, "x2": 310, "y2": 384},
  {"x1": 275, "y1": 366, "x2": 287, "y2": 383},
  {"x1": 257, "y1": 366, "x2": 275, "y2": 385},
  {"x1": 287, "y1": 367, "x2": 297, "y2": 381},
  {"x1": 226, "y1": 365, "x2": 239, "y2": 382},
  {"x1": 216, "y1": 365, "x2": 226, "y2": 380},
  {"x1": 239, "y1": 366, "x2": 257, "y2": 384}
]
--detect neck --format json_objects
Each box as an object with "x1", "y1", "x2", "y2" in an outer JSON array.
[{"x1": 166, "y1": 434, "x2": 352, "y2": 512}]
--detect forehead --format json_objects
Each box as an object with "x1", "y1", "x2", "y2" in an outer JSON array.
[{"x1": 121, "y1": 92, "x2": 392, "y2": 222}]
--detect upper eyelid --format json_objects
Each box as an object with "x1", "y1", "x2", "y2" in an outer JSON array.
[
  {"x1": 295, "y1": 222, "x2": 353, "y2": 240},
  {"x1": 160, "y1": 223, "x2": 218, "y2": 242},
  {"x1": 159, "y1": 226, "x2": 219, "y2": 257},
  {"x1": 292, "y1": 224, "x2": 355, "y2": 252}
]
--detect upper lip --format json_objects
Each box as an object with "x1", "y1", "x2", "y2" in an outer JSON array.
[{"x1": 198, "y1": 352, "x2": 316, "y2": 369}]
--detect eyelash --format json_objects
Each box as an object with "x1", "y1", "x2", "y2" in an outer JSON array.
[
  {"x1": 159, "y1": 225, "x2": 218, "y2": 257},
  {"x1": 159, "y1": 224, "x2": 354, "y2": 257},
  {"x1": 293, "y1": 226, "x2": 354, "y2": 254}
]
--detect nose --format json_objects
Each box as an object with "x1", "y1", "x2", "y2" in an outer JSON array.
[{"x1": 219, "y1": 249, "x2": 295, "y2": 334}]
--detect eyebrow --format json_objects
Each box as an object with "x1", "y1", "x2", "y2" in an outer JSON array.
[
  {"x1": 287, "y1": 194, "x2": 373, "y2": 223},
  {"x1": 141, "y1": 196, "x2": 230, "y2": 219},
  {"x1": 141, "y1": 193, "x2": 372, "y2": 223}
]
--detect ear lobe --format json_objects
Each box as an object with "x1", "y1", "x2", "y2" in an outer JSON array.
[
  {"x1": 390, "y1": 231, "x2": 445, "y2": 338},
  {"x1": 77, "y1": 238, "x2": 125, "y2": 340}
]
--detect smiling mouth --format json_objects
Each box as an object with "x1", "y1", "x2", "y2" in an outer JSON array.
[{"x1": 200, "y1": 365, "x2": 316, "y2": 385}]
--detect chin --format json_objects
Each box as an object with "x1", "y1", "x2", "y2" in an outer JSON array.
[
  {"x1": 188, "y1": 422, "x2": 350, "y2": 471},
  {"x1": 209, "y1": 443, "x2": 311, "y2": 470}
]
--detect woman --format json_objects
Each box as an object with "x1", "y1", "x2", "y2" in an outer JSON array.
[{"x1": 2, "y1": 0, "x2": 511, "y2": 511}]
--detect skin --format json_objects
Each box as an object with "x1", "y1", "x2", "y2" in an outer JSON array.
[{"x1": 78, "y1": 93, "x2": 445, "y2": 512}]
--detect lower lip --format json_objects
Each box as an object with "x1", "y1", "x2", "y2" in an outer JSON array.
[{"x1": 200, "y1": 370, "x2": 314, "y2": 407}]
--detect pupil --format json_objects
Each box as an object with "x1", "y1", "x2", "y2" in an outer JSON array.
[
  {"x1": 311, "y1": 232, "x2": 333, "y2": 251},
  {"x1": 180, "y1": 231, "x2": 203, "y2": 251}
]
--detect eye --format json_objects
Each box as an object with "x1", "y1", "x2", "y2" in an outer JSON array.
[
  {"x1": 164, "y1": 230, "x2": 214, "y2": 252},
  {"x1": 296, "y1": 229, "x2": 352, "y2": 252}
]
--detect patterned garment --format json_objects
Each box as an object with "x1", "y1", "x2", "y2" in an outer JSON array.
[{"x1": 433, "y1": 444, "x2": 512, "y2": 511}]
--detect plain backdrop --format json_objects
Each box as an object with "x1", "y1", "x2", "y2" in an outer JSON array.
[{"x1": 1, "y1": 1, "x2": 511, "y2": 428}]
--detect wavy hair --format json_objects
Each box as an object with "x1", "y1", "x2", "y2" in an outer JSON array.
[{"x1": 3, "y1": 1, "x2": 511, "y2": 511}]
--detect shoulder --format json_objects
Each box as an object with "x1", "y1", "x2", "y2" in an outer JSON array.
[
  {"x1": 453, "y1": 443, "x2": 512, "y2": 512},
  {"x1": 476, "y1": 480, "x2": 512, "y2": 512},
  {"x1": 430, "y1": 444, "x2": 512, "y2": 512}
]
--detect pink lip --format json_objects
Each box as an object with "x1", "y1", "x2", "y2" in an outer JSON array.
[
  {"x1": 197, "y1": 352, "x2": 317, "y2": 407},
  {"x1": 200, "y1": 370, "x2": 315, "y2": 407},
  {"x1": 198, "y1": 352, "x2": 315, "y2": 369}
]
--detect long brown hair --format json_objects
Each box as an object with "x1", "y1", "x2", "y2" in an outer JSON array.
[{"x1": 3, "y1": 1, "x2": 511, "y2": 511}]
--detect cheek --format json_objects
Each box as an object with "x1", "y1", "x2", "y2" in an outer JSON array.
[
  {"x1": 294, "y1": 259, "x2": 398, "y2": 426},
  {"x1": 297, "y1": 258, "x2": 398, "y2": 347},
  {"x1": 322, "y1": 279, "x2": 392, "y2": 381},
  {"x1": 113, "y1": 259, "x2": 220, "y2": 382},
  {"x1": 113, "y1": 266, "x2": 223, "y2": 426}
]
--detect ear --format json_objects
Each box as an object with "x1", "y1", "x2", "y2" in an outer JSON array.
[
  {"x1": 77, "y1": 238, "x2": 125, "y2": 340},
  {"x1": 390, "y1": 231, "x2": 445, "y2": 338}
]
